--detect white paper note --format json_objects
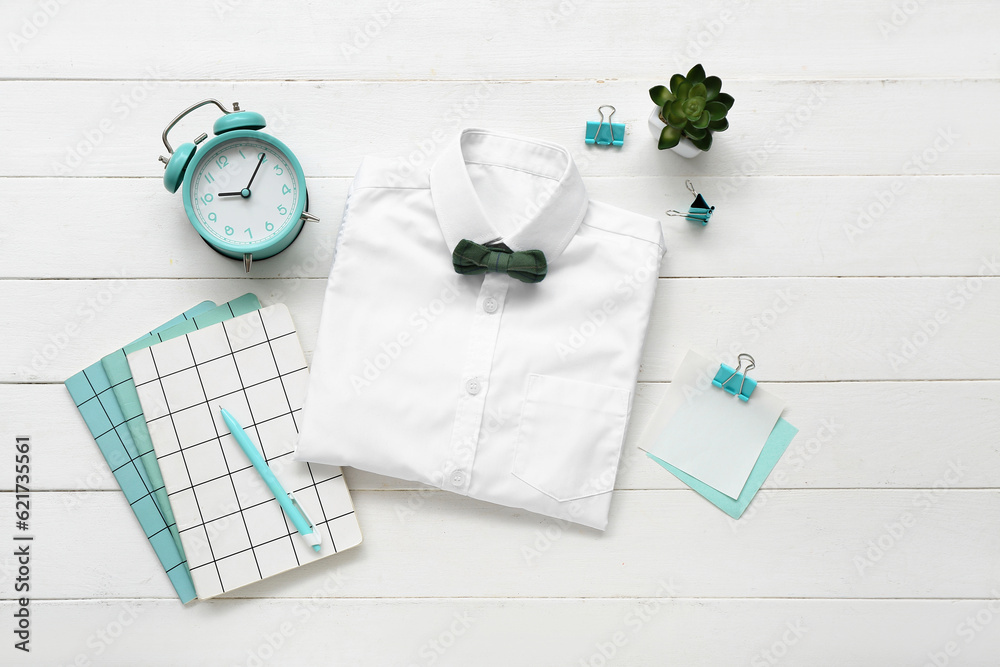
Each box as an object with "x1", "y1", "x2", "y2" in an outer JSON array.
[{"x1": 639, "y1": 350, "x2": 785, "y2": 499}]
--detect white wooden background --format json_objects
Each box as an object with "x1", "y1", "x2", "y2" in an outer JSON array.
[{"x1": 2, "y1": 1, "x2": 999, "y2": 665}]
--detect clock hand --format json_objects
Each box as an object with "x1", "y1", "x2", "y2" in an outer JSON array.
[
  {"x1": 244, "y1": 153, "x2": 265, "y2": 191},
  {"x1": 213, "y1": 153, "x2": 265, "y2": 198}
]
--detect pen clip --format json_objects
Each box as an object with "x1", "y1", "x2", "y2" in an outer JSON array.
[{"x1": 287, "y1": 491, "x2": 317, "y2": 532}]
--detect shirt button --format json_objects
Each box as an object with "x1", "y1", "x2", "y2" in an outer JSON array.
[
  {"x1": 451, "y1": 471, "x2": 465, "y2": 486},
  {"x1": 465, "y1": 378, "x2": 481, "y2": 395},
  {"x1": 483, "y1": 297, "x2": 498, "y2": 314}
]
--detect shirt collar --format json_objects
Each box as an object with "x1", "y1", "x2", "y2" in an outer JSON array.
[{"x1": 429, "y1": 129, "x2": 589, "y2": 263}]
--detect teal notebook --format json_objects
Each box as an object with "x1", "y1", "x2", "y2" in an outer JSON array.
[
  {"x1": 65, "y1": 301, "x2": 215, "y2": 604},
  {"x1": 647, "y1": 418, "x2": 799, "y2": 519},
  {"x1": 101, "y1": 294, "x2": 261, "y2": 559}
]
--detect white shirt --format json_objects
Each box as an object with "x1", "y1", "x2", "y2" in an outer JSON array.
[{"x1": 295, "y1": 129, "x2": 665, "y2": 530}]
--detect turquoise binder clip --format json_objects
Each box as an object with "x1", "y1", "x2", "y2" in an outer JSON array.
[
  {"x1": 712, "y1": 353, "x2": 757, "y2": 402},
  {"x1": 666, "y1": 180, "x2": 715, "y2": 225},
  {"x1": 586, "y1": 105, "x2": 625, "y2": 146}
]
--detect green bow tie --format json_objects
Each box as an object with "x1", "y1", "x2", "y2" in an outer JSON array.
[{"x1": 452, "y1": 239, "x2": 548, "y2": 284}]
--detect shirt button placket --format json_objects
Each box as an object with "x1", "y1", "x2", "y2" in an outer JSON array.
[{"x1": 445, "y1": 274, "x2": 509, "y2": 495}]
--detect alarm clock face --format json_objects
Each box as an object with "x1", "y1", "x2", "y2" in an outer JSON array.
[{"x1": 188, "y1": 135, "x2": 303, "y2": 250}]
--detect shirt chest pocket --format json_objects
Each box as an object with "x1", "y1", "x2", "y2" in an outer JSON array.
[{"x1": 512, "y1": 374, "x2": 631, "y2": 502}]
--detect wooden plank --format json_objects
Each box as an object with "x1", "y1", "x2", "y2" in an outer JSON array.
[
  {"x1": 5, "y1": 598, "x2": 1000, "y2": 666},
  {"x1": 0, "y1": 79, "x2": 986, "y2": 178},
  {"x1": 2, "y1": 0, "x2": 995, "y2": 80},
  {"x1": 1, "y1": 489, "x2": 997, "y2": 600},
  {"x1": 3, "y1": 175, "x2": 998, "y2": 279},
  {"x1": 2, "y1": 277, "x2": 998, "y2": 383},
  {"x1": 5, "y1": 381, "x2": 998, "y2": 492}
]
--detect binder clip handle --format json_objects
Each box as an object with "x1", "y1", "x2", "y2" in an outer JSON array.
[
  {"x1": 586, "y1": 105, "x2": 625, "y2": 147},
  {"x1": 595, "y1": 105, "x2": 617, "y2": 145}
]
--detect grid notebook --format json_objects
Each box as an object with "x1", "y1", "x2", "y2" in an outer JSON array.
[
  {"x1": 126, "y1": 304, "x2": 362, "y2": 598},
  {"x1": 102, "y1": 294, "x2": 262, "y2": 561},
  {"x1": 64, "y1": 301, "x2": 216, "y2": 604}
]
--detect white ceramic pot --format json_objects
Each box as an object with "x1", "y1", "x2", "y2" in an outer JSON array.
[{"x1": 647, "y1": 106, "x2": 703, "y2": 158}]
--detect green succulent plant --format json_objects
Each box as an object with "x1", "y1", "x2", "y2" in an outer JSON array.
[{"x1": 649, "y1": 64, "x2": 734, "y2": 151}]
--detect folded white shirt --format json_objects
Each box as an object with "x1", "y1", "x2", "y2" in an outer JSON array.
[{"x1": 295, "y1": 128, "x2": 665, "y2": 530}]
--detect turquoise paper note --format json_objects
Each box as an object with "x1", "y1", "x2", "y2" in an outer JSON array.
[
  {"x1": 65, "y1": 301, "x2": 215, "y2": 604},
  {"x1": 647, "y1": 418, "x2": 799, "y2": 519},
  {"x1": 101, "y1": 293, "x2": 261, "y2": 559}
]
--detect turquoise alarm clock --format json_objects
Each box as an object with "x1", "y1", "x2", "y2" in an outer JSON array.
[{"x1": 157, "y1": 99, "x2": 319, "y2": 272}]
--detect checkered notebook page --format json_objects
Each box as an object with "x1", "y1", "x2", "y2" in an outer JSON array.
[
  {"x1": 65, "y1": 301, "x2": 214, "y2": 604},
  {"x1": 126, "y1": 304, "x2": 362, "y2": 599}
]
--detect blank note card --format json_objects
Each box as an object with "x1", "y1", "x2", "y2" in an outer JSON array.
[{"x1": 639, "y1": 349, "x2": 785, "y2": 500}]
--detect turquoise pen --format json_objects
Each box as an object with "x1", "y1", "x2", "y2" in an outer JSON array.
[{"x1": 220, "y1": 407, "x2": 322, "y2": 552}]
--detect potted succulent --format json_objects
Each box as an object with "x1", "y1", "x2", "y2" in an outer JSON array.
[{"x1": 648, "y1": 64, "x2": 734, "y2": 157}]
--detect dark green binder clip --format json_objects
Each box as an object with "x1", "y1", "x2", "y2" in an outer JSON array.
[{"x1": 666, "y1": 180, "x2": 715, "y2": 225}]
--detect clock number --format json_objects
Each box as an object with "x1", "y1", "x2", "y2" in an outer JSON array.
[
  {"x1": 257, "y1": 152, "x2": 268, "y2": 164},
  {"x1": 277, "y1": 204, "x2": 288, "y2": 216},
  {"x1": 215, "y1": 155, "x2": 229, "y2": 169},
  {"x1": 200, "y1": 193, "x2": 214, "y2": 204},
  {"x1": 225, "y1": 225, "x2": 234, "y2": 236},
  {"x1": 208, "y1": 212, "x2": 217, "y2": 222},
  {"x1": 265, "y1": 221, "x2": 274, "y2": 232},
  {"x1": 238, "y1": 149, "x2": 247, "y2": 159},
  {"x1": 282, "y1": 184, "x2": 291, "y2": 195},
  {"x1": 244, "y1": 228, "x2": 253, "y2": 239},
  {"x1": 204, "y1": 172, "x2": 215, "y2": 184},
  {"x1": 273, "y1": 165, "x2": 283, "y2": 176}
]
